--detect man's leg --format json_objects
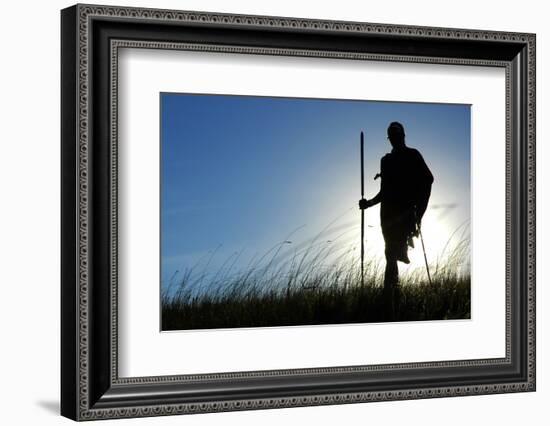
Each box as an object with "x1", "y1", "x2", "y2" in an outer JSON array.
[{"x1": 384, "y1": 244, "x2": 399, "y2": 321}]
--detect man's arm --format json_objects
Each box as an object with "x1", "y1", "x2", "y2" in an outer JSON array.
[
  {"x1": 359, "y1": 157, "x2": 385, "y2": 210},
  {"x1": 413, "y1": 150, "x2": 433, "y2": 222},
  {"x1": 359, "y1": 190, "x2": 381, "y2": 210},
  {"x1": 420, "y1": 152, "x2": 434, "y2": 186}
]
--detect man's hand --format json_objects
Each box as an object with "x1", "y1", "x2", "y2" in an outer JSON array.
[
  {"x1": 412, "y1": 205, "x2": 421, "y2": 235},
  {"x1": 359, "y1": 198, "x2": 373, "y2": 210}
]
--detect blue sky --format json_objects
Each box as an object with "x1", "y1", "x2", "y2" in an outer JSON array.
[{"x1": 161, "y1": 93, "x2": 471, "y2": 291}]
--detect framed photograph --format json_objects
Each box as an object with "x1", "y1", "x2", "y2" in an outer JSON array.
[{"x1": 61, "y1": 4, "x2": 536, "y2": 421}]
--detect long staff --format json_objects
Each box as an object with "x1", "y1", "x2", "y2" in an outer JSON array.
[
  {"x1": 414, "y1": 208, "x2": 433, "y2": 286},
  {"x1": 360, "y1": 131, "x2": 365, "y2": 288},
  {"x1": 418, "y1": 224, "x2": 433, "y2": 286}
]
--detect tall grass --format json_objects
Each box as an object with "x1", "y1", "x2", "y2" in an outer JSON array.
[{"x1": 161, "y1": 223, "x2": 470, "y2": 330}]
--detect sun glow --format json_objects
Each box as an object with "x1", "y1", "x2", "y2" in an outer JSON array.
[{"x1": 299, "y1": 200, "x2": 470, "y2": 285}]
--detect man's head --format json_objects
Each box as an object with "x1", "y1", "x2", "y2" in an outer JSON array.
[{"x1": 387, "y1": 121, "x2": 406, "y2": 148}]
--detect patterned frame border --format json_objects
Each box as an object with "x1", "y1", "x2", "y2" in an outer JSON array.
[{"x1": 71, "y1": 4, "x2": 535, "y2": 420}]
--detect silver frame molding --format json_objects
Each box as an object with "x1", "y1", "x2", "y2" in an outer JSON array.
[{"x1": 61, "y1": 3, "x2": 536, "y2": 421}]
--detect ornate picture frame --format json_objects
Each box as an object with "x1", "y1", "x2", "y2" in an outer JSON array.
[{"x1": 61, "y1": 4, "x2": 535, "y2": 421}]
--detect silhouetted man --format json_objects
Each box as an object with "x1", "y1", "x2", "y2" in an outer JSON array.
[{"x1": 359, "y1": 122, "x2": 433, "y2": 320}]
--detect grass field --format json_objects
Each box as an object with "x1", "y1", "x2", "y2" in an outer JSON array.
[{"x1": 161, "y1": 225, "x2": 470, "y2": 330}]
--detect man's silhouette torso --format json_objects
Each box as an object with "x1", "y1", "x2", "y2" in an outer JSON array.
[{"x1": 379, "y1": 145, "x2": 433, "y2": 248}]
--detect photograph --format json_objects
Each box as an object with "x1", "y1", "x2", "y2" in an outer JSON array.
[{"x1": 160, "y1": 93, "x2": 472, "y2": 330}]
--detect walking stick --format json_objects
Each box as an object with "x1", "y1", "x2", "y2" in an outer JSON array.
[
  {"x1": 360, "y1": 131, "x2": 365, "y2": 288},
  {"x1": 417, "y1": 223, "x2": 433, "y2": 286}
]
